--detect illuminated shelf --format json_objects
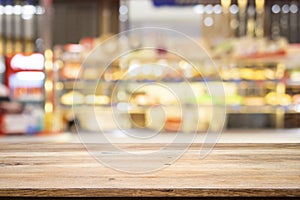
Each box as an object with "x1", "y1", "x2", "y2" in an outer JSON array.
[
  {"x1": 16, "y1": 98, "x2": 44, "y2": 103},
  {"x1": 65, "y1": 104, "x2": 300, "y2": 114},
  {"x1": 286, "y1": 80, "x2": 300, "y2": 86}
]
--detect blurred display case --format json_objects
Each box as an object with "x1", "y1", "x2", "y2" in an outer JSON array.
[
  {"x1": 53, "y1": 35, "x2": 223, "y2": 133},
  {"x1": 215, "y1": 40, "x2": 300, "y2": 129},
  {"x1": 53, "y1": 35, "x2": 300, "y2": 132}
]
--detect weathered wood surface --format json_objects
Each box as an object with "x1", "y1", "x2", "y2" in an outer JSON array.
[{"x1": 0, "y1": 143, "x2": 299, "y2": 197}]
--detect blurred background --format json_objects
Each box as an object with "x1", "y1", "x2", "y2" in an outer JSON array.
[{"x1": 0, "y1": 0, "x2": 300, "y2": 136}]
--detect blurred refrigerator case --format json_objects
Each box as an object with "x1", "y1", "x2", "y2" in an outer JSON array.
[
  {"x1": 0, "y1": 53, "x2": 45, "y2": 135},
  {"x1": 5, "y1": 53, "x2": 45, "y2": 103}
]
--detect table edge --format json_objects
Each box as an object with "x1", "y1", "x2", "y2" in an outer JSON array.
[{"x1": 0, "y1": 188, "x2": 299, "y2": 197}]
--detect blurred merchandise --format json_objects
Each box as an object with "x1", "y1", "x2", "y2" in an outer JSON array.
[
  {"x1": 58, "y1": 44, "x2": 83, "y2": 80},
  {"x1": 165, "y1": 117, "x2": 181, "y2": 132},
  {"x1": 211, "y1": 37, "x2": 288, "y2": 60},
  {"x1": 5, "y1": 53, "x2": 45, "y2": 102},
  {"x1": 60, "y1": 91, "x2": 84, "y2": 106},
  {"x1": 0, "y1": 83, "x2": 44, "y2": 135},
  {"x1": 1, "y1": 105, "x2": 44, "y2": 135}
]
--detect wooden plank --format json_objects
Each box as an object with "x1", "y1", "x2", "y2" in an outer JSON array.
[{"x1": 0, "y1": 143, "x2": 299, "y2": 197}]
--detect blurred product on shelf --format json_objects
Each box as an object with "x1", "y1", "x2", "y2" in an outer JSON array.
[
  {"x1": 85, "y1": 94, "x2": 110, "y2": 105},
  {"x1": 57, "y1": 44, "x2": 83, "y2": 80},
  {"x1": 0, "y1": 105, "x2": 44, "y2": 135},
  {"x1": 165, "y1": 117, "x2": 182, "y2": 132},
  {"x1": 0, "y1": 99, "x2": 22, "y2": 114},
  {"x1": 0, "y1": 83, "x2": 44, "y2": 135},
  {"x1": 264, "y1": 92, "x2": 292, "y2": 106},
  {"x1": 130, "y1": 92, "x2": 158, "y2": 106},
  {"x1": 0, "y1": 83, "x2": 9, "y2": 100},
  {"x1": 292, "y1": 94, "x2": 300, "y2": 104},
  {"x1": 211, "y1": 37, "x2": 288, "y2": 59},
  {"x1": 60, "y1": 91, "x2": 84, "y2": 106},
  {"x1": 243, "y1": 96, "x2": 265, "y2": 106}
]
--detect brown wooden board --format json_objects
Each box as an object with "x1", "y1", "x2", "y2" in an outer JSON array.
[{"x1": 0, "y1": 143, "x2": 299, "y2": 197}]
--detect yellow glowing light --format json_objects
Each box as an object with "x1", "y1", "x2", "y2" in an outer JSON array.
[
  {"x1": 238, "y1": 0, "x2": 248, "y2": 10},
  {"x1": 277, "y1": 63, "x2": 285, "y2": 70},
  {"x1": 44, "y1": 102, "x2": 53, "y2": 113},
  {"x1": 44, "y1": 80, "x2": 53, "y2": 91},
  {"x1": 157, "y1": 59, "x2": 168, "y2": 66},
  {"x1": 44, "y1": 49, "x2": 53, "y2": 60},
  {"x1": 179, "y1": 60, "x2": 191, "y2": 69},
  {"x1": 54, "y1": 60, "x2": 64, "y2": 70},
  {"x1": 255, "y1": 0, "x2": 265, "y2": 12},
  {"x1": 60, "y1": 91, "x2": 85, "y2": 105},
  {"x1": 221, "y1": 0, "x2": 231, "y2": 12},
  {"x1": 265, "y1": 92, "x2": 277, "y2": 105},
  {"x1": 45, "y1": 60, "x2": 53, "y2": 71},
  {"x1": 279, "y1": 94, "x2": 292, "y2": 106},
  {"x1": 55, "y1": 82, "x2": 64, "y2": 90},
  {"x1": 117, "y1": 91, "x2": 127, "y2": 101},
  {"x1": 277, "y1": 83, "x2": 286, "y2": 94},
  {"x1": 85, "y1": 95, "x2": 110, "y2": 105}
]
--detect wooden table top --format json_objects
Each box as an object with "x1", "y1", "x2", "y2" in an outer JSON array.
[{"x1": 0, "y1": 142, "x2": 299, "y2": 197}]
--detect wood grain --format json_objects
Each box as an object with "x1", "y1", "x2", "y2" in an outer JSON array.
[{"x1": 0, "y1": 143, "x2": 299, "y2": 197}]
